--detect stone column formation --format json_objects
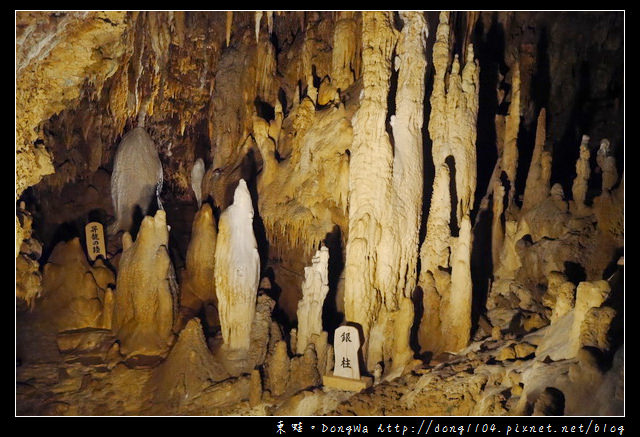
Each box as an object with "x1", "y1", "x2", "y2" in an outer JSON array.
[
  {"x1": 215, "y1": 179, "x2": 261, "y2": 354},
  {"x1": 417, "y1": 11, "x2": 479, "y2": 354},
  {"x1": 343, "y1": 11, "x2": 427, "y2": 371},
  {"x1": 112, "y1": 210, "x2": 177, "y2": 359},
  {"x1": 296, "y1": 246, "x2": 330, "y2": 355}
]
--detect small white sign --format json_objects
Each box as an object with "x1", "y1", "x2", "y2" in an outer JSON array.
[
  {"x1": 332, "y1": 326, "x2": 360, "y2": 380},
  {"x1": 85, "y1": 221, "x2": 106, "y2": 261}
]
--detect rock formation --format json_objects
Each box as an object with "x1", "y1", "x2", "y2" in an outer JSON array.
[
  {"x1": 180, "y1": 203, "x2": 218, "y2": 321},
  {"x1": 344, "y1": 11, "x2": 428, "y2": 372},
  {"x1": 112, "y1": 210, "x2": 177, "y2": 361},
  {"x1": 296, "y1": 246, "x2": 330, "y2": 354},
  {"x1": 417, "y1": 11, "x2": 479, "y2": 354},
  {"x1": 214, "y1": 179, "x2": 261, "y2": 355},
  {"x1": 109, "y1": 127, "x2": 164, "y2": 235}
]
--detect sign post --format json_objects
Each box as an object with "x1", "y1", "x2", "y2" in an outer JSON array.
[
  {"x1": 322, "y1": 325, "x2": 373, "y2": 391},
  {"x1": 85, "y1": 221, "x2": 106, "y2": 262}
]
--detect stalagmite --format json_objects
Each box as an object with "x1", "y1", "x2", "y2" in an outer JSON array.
[
  {"x1": 572, "y1": 135, "x2": 591, "y2": 213},
  {"x1": 191, "y1": 158, "x2": 205, "y2": 208},
  {"x1": 112, "y1": 210, "x2": 177, "y2": 361},
  {"x1": 342, "y1": 11, "x2": 429, "y2": 372},
  {"x1": 296, "y1": 246, "x2": 330, "y2": 355},
  {"x1": 343, "y1": 10, "x2": 396, "y2": 367},
  {"x1": 417, "y1": 12, "x2": 479, "y2": 354},
  {"x1": 40, "y1": 238, "x2": 114, "y2": 331},
  {"x1": 109, "y1": 127, "x2": 163, "y2": 235},
  {"x1": 214, "y1": 179, "x2": 261, "y2": 354},
  {"x1": 180, "y1": 204, "x2": 217, "y2": 317},
  {"x1": 502, "y1": 61, "x2": 521, "y2": 209},
  {"x1": 491, "y1": 181, "x2": 506, "y2": 268},
  {"x1": 597, "y1": 139, "x2": 618, "y2": 191},
  {"x1": 522, "y1": 109, "x2": 549, "y2": 212}
]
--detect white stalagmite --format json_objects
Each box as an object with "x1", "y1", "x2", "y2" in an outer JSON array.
[
  {"x1": 344, "y1": 11, "x2": 427, "y2": 372},
  {"x1": 417, "y1": 12, "x2": 479, "y2": 354},
  {"x1": 214, "y1": 179, "x2": 261, "y2": 353},
  {"x1": 296, "y1": 246, "x2": 330, "y2": 355},
  {"x1": 109, "y1": 127, "x2": 163, "y2": 235},
  {"x1": 191, "y1": 158, "x2": 205, "y2": 208}
]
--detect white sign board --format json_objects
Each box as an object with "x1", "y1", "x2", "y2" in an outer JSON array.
[
  {"x1": 85, "y1": 221, "x2": 106, "y2": 261},
  {"x1": 332, "y1": 325, "x2": 360, "y2": 380}
]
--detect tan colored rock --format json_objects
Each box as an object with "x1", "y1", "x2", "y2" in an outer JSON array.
[
  {"x1": 331, "y1": 11, "x2": 358, "y2": 92},
  {"x1": 265, "y1": 340, "x2": 290, "y2": 397},
  {"x1": 249, "y1": 368, "x2": 262, "y2": 407},
  {"x1": 152, "y1": 318, "x2": 228, "y2": 406},
  {"x1": 514, "y1": 342, "x2": 537, "y2": 359},
  {"x1": 180, "y1": 204, "x2": 218, "y2": 317},
  {"x1": 112, "y1": 210, "x2": 177, "y2": 360},
  {"x1": 40, "y1": 238, "x2": 115, "y2": 332},
  {"x1": 214, "y1": 179, "x2": 260, "y2": 355},
  {"x1": 522, "y1": 109, "x2": 549, "y2": 212},
  {"x1": 543, "y1": 272, "x2": 576, "y2": 322},
  {"x1": 288, "y1": 345, "x2": 321, "y2": 394},
  {"x1": 571, "y1": 135, "x2": 591, "y2": 214},
  {"x1": 580, "y1": 306, "x2": 616, "y2": 351}
]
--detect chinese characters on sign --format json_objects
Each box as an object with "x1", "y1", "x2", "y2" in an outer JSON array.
[
  {"x1": 332, "y1": 326, "x2": 360, "y2": 380},
  {"x1": 84, "y1": 221, "x2": 106, "y2": 261}
]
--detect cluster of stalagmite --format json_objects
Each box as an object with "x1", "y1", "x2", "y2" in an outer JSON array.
[
  {"x1": 486, "y1": 49, "x2": 623, "y2": 337},
  {"x1": 417, "y1": 11, "x2": 479, "y2": 354},
  {"x1": 112, "y1": 210, "x2": 178, "y2": 360},
  {"x1": 344, "y1": 11, "x2": 428, "y2": 372},
  {"x1": 214, "y1": 179, "x2": 261, "y2": 355}
]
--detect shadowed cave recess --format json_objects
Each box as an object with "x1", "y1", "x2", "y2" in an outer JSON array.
[{"x1": 15, "y1": 11, "x2": 624, "y2": 416}]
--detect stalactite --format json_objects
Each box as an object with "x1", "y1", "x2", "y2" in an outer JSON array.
[
  {"x1": 109, "y1": 127, "x2": 163, "y2": 235},
  {"x1": 226, "y1": 11, "x2": 232, "y2": 47},
  {"x1": 331, "y1": 11, "x2": 358, "y2": 92},
  {"x1": 214, "y1": 179, "x2": 261, "y2": 354},
  {"x1": 417, "y1": 12, "x2": 478, "y2": 355},
  {"x1": 255, "y1": 11, "x2": 263, "y2": 43}
]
